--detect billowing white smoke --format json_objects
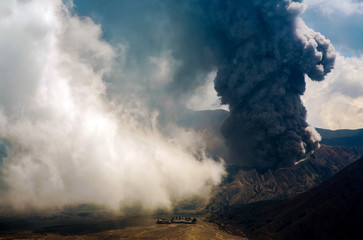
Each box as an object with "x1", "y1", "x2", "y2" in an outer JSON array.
[{"x1": 0, "y1": 0, "x2": 225, "y2": 211}]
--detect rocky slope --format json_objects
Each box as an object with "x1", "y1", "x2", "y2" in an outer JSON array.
[
  {"x1": 207, "y1": 145, "x2": 363, "y2": 212},
  {"x1": 213, "y1": 157, "x2": 363, "y2": 240}
]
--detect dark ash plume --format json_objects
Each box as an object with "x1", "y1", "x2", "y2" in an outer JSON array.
[
  {"x1": 210, "y1": 0, "x2": 335, "y2": 168},
  {"x1": 164, "y1": 0, "x2": 335, "y2": 168},
  {"x1": 75, "y1": 0, "x2": 335, "y2": 169}
]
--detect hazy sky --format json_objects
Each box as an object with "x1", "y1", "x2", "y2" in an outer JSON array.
[
  {"x1": 302, "y1": 0, "x2": 363, "y2": 129},
  {"x1": 0, "y1": 0, "x2": 362, "y2": 213}
]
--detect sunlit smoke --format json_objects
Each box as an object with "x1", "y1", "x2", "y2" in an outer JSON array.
[{"x1": 0, "y1": 0, "x2": 225, "y2": 212}]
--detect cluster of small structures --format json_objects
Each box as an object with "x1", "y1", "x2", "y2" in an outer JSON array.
[{"x1": 156, "y1": 217, "x2": 197, "y2": 224}]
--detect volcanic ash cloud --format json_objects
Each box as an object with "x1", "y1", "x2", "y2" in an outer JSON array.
[
  {"x1": 166, "y1": 0, "x2": 335, "y2": 169},
  {"x1": 213, "y1": 0, "x2": 335, "y2": 169},
  {"x1": 68, "y1": 0, "x2": 335, "y2": 170}
]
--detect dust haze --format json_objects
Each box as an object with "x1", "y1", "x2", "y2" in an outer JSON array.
[{"x1": 0, "y1": 0, "x2": 225, "y2": 213}]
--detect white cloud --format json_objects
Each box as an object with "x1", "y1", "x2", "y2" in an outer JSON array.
[
  {"x1": 303, "y1": 53, "x2": 363, "y2": 129},
  {"x1": 0, "y1": 0, "x2": 225, "y2": 212},
  {"x1": 305, "y1": 0, "x2": 363, "y2": 16},
  {"x1": 186, "y1": 71, "x2": 228, "y2": 111}
]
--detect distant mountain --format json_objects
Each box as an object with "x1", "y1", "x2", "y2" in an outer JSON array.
[
  {"x1": 317, "y1": 128, "x2": 363, "y2": 147},
  {"x1": 183, "y1": 109, "x2": 363, "y2": 152},
  {"x1": 212, "y1": 157, "x2": 363, "y2": 240},
  {"x1": 179, "y1": 109, "x2": 229, "y2": 137},
  {"x1": 178, "y1": 109, "x2": 230, "y2": 161}
]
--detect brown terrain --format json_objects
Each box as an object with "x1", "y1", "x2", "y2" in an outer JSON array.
[
  {"x1": 190, "y1": 110, "x2": 363, "y2": 239},
  {"x1": 208, "y1": 145, "x2": 363, "y2": 212},
  {"x1": 212, "y1": 157, "x2": 363, "y2": 240},
  {"x1": 0, "y1": 215, "x2": 246, "y2": 240}
]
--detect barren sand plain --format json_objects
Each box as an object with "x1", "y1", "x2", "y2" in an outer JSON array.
[{"x1": 0, "y1": 216, "x2": 247, "y2": 240}]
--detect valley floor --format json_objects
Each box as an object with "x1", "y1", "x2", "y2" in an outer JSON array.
[{"x1": 0, "y1": 216, "x2": 247, "y2": 240}]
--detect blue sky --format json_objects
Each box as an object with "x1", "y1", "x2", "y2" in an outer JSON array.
[
  {"x1": 303, "y1": 0, "x2": 363, "y2": 56},
  {"x1": 73, "y1": 0, "x2": 363, "y2": 58},
  {"x1": 301, "y1": 0, "x2": 363, "y2": 129}
]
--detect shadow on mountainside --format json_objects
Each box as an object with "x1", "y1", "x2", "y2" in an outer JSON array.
[{"x1": 212, "y1": 157, "x2": 363, "y2": 240}]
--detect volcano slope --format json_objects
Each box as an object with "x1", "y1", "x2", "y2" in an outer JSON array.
[
  {"x1": 207, "y1": 144, "x2": 363, "y2": 212},
  {"x1": 212, "y1": 157, "x2": 363, "y2": 240},
  {"x1": 183, "y1": 110, "x2": 363, "y2": 210}
]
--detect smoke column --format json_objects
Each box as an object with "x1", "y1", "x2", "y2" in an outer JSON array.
[
  {"x1": 162, "y1": 0, "x2": 335, "y2": 169},
  {"x1": 213, "y1": 0, "x2": 335, "y2": 168},
  {"x1": 74, "y1": 0, "x2": 335, "y2": 169}
]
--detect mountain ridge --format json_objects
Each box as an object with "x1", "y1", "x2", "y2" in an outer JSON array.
[
  {"x1": 207, "y1": 144, "x2": 363, "y2": 212},
  {"x1": 212, "y1": 156, "x2": 363, "y2": 240}
]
